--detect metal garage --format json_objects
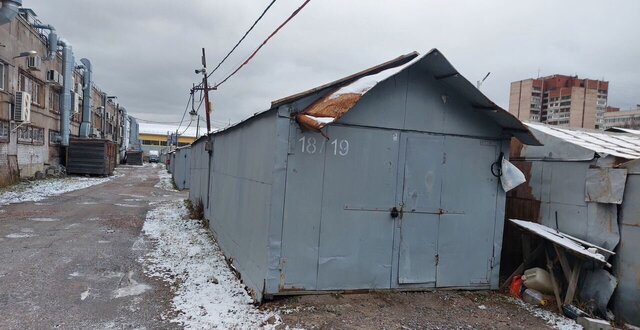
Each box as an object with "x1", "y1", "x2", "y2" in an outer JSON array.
[{"x1": 189, "y1": 49, "x2": 539, "y2": 301}]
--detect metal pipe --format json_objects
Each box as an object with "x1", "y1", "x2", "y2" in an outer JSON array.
[
  {"x1": 32, "y1": 23, "x2": 57, "y2": 60},
  {"x1": 59, "y1": 39, "x2": 74, "y2": 146},
  {"x1": 0, "y1": 0, "x2": 22, "y2": 25},
  {"x1": 101, "y1": 92, "x2": 107, "y2": 138},
  {"x1": 79, "y1": 58, "x2": 92, "y2": 138}
]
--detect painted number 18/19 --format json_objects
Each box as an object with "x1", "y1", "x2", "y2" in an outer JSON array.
[{"x1": 298, "y1": 136, "x2": 349, "y2": 156}]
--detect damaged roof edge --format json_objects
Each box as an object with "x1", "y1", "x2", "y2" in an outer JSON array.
[
  {"x1": 292, "y1": 48, "x2": 541, "y2": 146},
  {"x1": 271, "y1": 51, "x2": 420, "y2": 108}
]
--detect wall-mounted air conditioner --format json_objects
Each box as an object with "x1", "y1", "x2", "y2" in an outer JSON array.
[
  {"x1": 27, "y1": 56, "x2": 42, "y2": 70},
  {"x1": 46, "y1": 70, "x2": 63, "y2": 86},
  {"x1": 13, "y1": 91, "x2": 32, "y2": 122}
]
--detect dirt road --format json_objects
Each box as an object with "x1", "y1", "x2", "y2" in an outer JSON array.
[
  {"x1": 267, "y1": 290, "x2": 559, "y2": 329},
  {"x1": 0, "y1": 165, "x2": 182, "y2": 329}
]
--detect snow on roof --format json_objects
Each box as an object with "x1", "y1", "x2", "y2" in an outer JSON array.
[
  {"x1": 526, "y1": 122, "x2": 640, "y2": 159},
  {"x1": 138, "y1": 122, "x2": 203, "y2": 138},
  {"x1": 606, "y1": 127, "x2": 640, "y2": 135}
]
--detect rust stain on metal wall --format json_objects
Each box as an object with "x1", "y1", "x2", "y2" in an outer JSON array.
[
  {"x1": 510, "y1": 138, "x2": 525, "y2": 159},
  {"x1": 502, "y1": 156, "x2": 542, "y2": 281},
  {"x1": 506, "y1": 160, "x2": 541, "y2": 222}
]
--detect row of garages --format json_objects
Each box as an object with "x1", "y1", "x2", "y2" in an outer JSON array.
[{"x1": 167, "y1": 49, "x2": 640, "y2": 326}]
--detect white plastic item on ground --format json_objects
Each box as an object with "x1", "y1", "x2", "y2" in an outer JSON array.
[
  {"x1": 522, "y1": 288, "x2": 547, "y2": 306},
  {"x1": 523, "y1": 267, "x2": 554, "y2": 295},
  {"x1": 500, "y1": 157, "x2": 526, "y2": 192}
]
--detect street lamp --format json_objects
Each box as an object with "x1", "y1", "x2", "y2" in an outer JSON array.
[{"x1": 13, "y1": 50, "x2": 37, "y2": 59}]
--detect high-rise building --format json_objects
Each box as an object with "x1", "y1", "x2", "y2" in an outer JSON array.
[{"x1": 508, "y1": 75, "x2": 609, "y2": 129}]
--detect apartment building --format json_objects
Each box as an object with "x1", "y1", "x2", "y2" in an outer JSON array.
[
  {"x1": 0, "y1": 6, "x2": 137, "y2": 186},
  {"x1": 508, "y1": 75, "x2": 608, "y2": 129},
  {"x1": 604, "y1": 106, "x2": 640, "y2": 130}
]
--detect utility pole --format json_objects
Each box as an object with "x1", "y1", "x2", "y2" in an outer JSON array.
[
  {"x1": 196, "y1": 115, "x2": 200, "y2": 138},
  {"x1": 193, "y1": 48, "x2": 216, "y2": 134}
]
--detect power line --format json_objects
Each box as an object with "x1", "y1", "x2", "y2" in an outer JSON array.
[
  {"x1": 134, "y1": 118, "x2": 186, "y2": 125},
  {"x1": 176, "y1": 92, "x2": 194, "y2": 134},
  {"x1": 179, "y1": 118, "x2": 193, "y2": 135},
  {"x1": 215, "y1": 0, "x2": 312, "y2": 88},
  {"x1": 207, "y1": 0, "x2": 277, "y2": 79}
]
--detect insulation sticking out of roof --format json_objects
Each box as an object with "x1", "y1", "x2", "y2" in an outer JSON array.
[{"x1": 296, "y1": 57, "x2": 419, "y2": 131}]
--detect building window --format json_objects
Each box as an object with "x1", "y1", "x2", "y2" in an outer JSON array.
[
  {"x1": 19, "y1": 72, "x2": 44, "y2": 106},
  {"x1": 16, "y1": 125, "x2": 44, "y2": 145},
  {"x1": 49, "y1": 89, "x2": 61, "y2": 113},
  {"x1": 0, "y1": 62, "x2": 5, "y2": 91},
  {"x1": 0, "y1": 120, "x2": 9, "y2": 142},
  {"x1": 17, "y1": 125, "x2": 32, "y2": 143},
  {"x1": 49, "y1": 130, "x2": 60, "y2": 145},
  {"x1": 33, "y1": 127, "x2": 44, "y2": 145}
]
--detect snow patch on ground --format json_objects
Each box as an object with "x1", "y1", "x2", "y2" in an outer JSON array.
[
  {"x1": 154, "y1": 170, "x2": 177, "y2": 192},
  {"x1": 0, "y1": 176, "x2": 113, "y2": 206},
  {"x1": 29, "y1": 217, "x2": 60, "y2": 222},
  {"x1": 510, "y1": 297, "x2": 581, "y2": 330},
  {"x1": 141, "y1": 199, "x2": 280, "y2": 329},
  {"x1": 113, "y1": 271, "x2": 151, "y2": 298},
  {"x1": 6, "y1": 233, "x2": 35, "y2": 238},
  {"x1": 81, "y1": 289, "x2": 90, "y2": 301},
  {"x1": 114, "y1": 203, "x2": 141, "y2": 208}
]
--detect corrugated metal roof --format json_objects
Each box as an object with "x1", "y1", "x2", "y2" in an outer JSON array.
[
  {"x1": 294, "y1": 49, "x2": 540, "y2": 145},
  {"x1": 526, "y1": 122, "x2": 640, "y2": 159},
  {"x1": 210, "y1": 49, "x2": 539, "y2": 145},
  {"x1": 606, "y1": 127, "x2": 640, "y2": 135},
  {"x1": 271, "y1": 52, "x2": 419, "y2": 108}
]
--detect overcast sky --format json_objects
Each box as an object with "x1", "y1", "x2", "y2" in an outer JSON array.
[{"x1": 27, "y1": 0, "x2": 640, "y2": 130}]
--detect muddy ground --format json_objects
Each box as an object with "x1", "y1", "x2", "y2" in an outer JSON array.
[{"x1": 264, "y1": 290, "x2": 555, "y2": 329}]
